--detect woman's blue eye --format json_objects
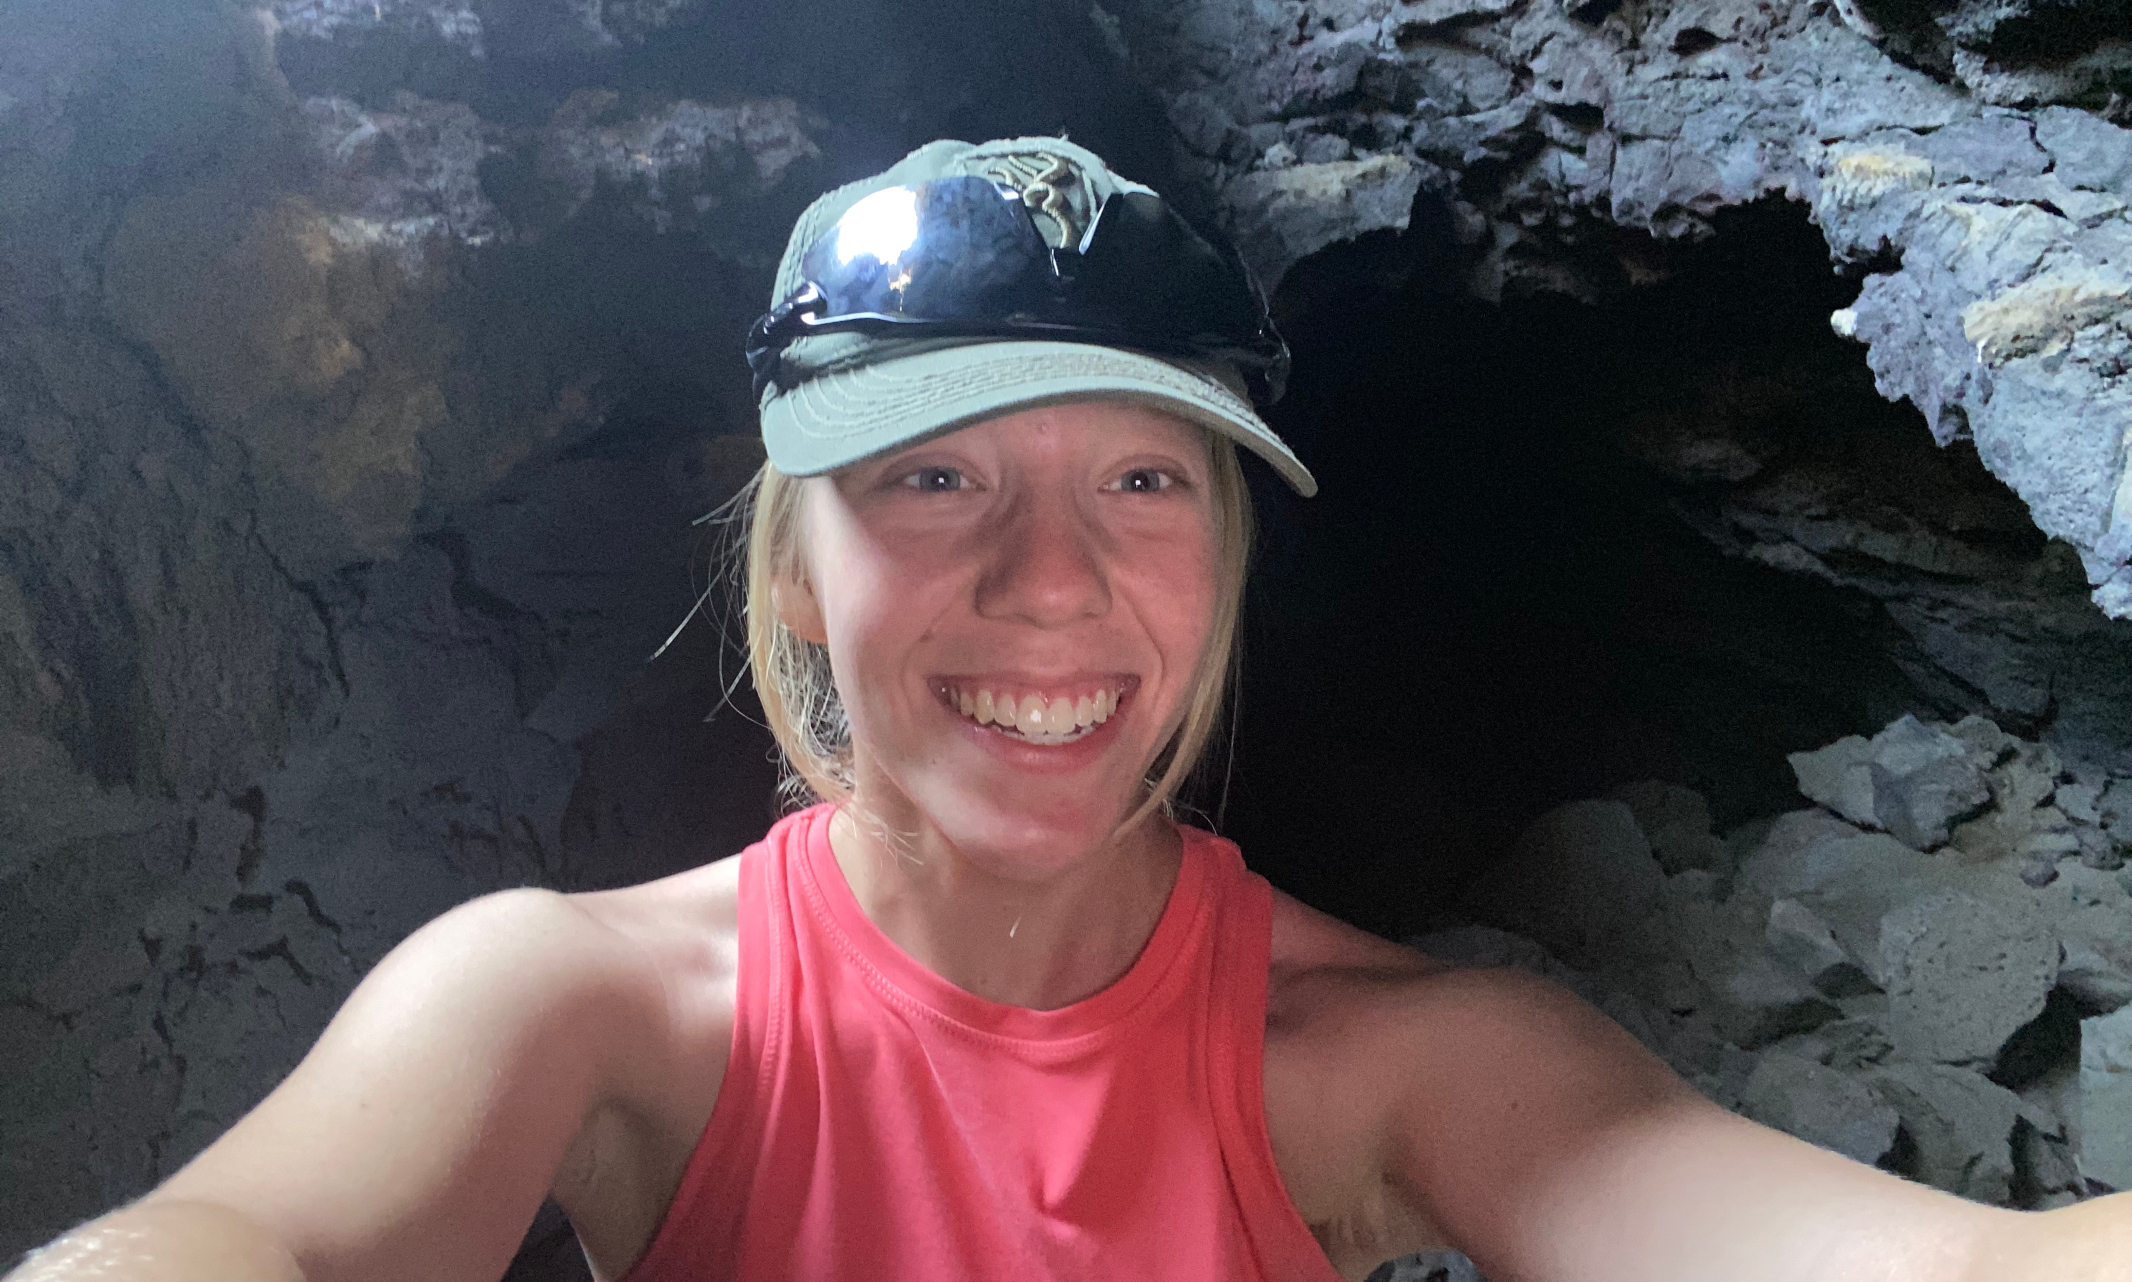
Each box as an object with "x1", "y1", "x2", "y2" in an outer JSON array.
[{"x1": 905, "y1": 466, "x2": 965, "y2": 492}]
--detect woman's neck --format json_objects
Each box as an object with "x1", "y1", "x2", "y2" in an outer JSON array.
[{"x1": 825, "y1": 803, "x2": 1183, "y2": 1010}]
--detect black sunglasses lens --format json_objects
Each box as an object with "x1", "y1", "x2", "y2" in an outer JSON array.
[
  {"x1": 758, "y1": 173, "x2": 1289, "y2": 406},
  {"x1": 800, "y1": 176, "x2": 1052, "y2": 322},
  {"x1": 1074, "y1": 193, "x2": 1265, "y2": 348}
]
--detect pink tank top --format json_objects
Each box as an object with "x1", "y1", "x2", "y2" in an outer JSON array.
[{"x1": 617, "y1": 803, "x2": 1343, "y2": 1281}]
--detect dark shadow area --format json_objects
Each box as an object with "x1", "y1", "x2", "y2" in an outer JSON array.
[{"x1": 1221, "y1": 199, "x2": 1988, "y2": 936}]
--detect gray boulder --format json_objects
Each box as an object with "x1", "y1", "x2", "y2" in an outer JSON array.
[
  {"x1": 1608, "y1": 781, "x2": 1729, "y2": 877},
  {"x1": 1787, "y1": 715, "x2": 1990, "y2": 848},
  {"x1": 2033, "y1": 108, "x2": 2132, "y2": 197},
  {"x1": 1678, "y1": 898, "x2": 1845, "y2": 1049},
  {"x1": 1733, "y1": 809, "x2": 1867, "y2": 897},
  {"x1": 2081, "y1": 1005, "x2": 2132, "y2": 1190},
  {"x1": 1788, "y1": 734, "x2": 1879, "y2": 827},
  {"x1": 1782, "y1": 716, "x2": 1995, "y2": 844},
  {"x1": 1748, "y1": 830, "x2": 1933, "y2": 904},
  {"x1": 2014, "y1": 1114, "x2": 2089, "y2": 1210},
  {"x1": 1876, "y1": 890, "x2": 2060, "y2": 1066},
  {"x1": 1777, "y1": 1016, "x2": 1896, "y2": 1073},
  {"x1": 1767, "y1": 897, "x2": 1876, "y2": 998},
  {"x1": 1223, "y1": 155, "x2": 1424, "y2": 295},
  {"x1": 1457, "y1": 800, "x2": 1665, "y2": 972},
  {"x1": 1873, "y1": 753, "x2": 1992, "y2": 851},
  {"x1": 1739, "y1": 1047, "x2": 1900, "y2": 1166},
  {"x1": 2060, "y1": 905, "x2": 2132, "y2": 1015},
  {"x1": 1872, "y1": 1062, "x2": 2024, "y2": 1203}
]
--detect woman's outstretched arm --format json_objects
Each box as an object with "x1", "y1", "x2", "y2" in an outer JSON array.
[
  {"x1": 6, "y1": 888, "x2": 673, "y2": 1282},
  {"x1": 1381, "y1": 966, "x2": 2131, "y2": 1282},
  {"x1": 6, "y1": 1200, "x2": 304, "y2": 1282}
]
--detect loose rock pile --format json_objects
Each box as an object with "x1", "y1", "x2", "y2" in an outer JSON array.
[{"x1": 1383, "y1": 713, "x2": 2132, "y2": 1281}]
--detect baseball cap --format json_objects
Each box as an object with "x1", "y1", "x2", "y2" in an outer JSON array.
[{"x1": 755, "y1": 136, "x2": 1317, "y2": 497}]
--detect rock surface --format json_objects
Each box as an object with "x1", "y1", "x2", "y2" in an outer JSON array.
[
  {"x1": 2084, "y1": 1004, "x2": 2132, "y2": 1188},
  {"x1": 1388, "y1": 709, "x2": 2132, "y2": 1281},
  {"x1": 1105, "y1": 0, "x2": 2132, "y2": 620},
  {"x1": 1426, "y1": 712, "x2": 2131, "y2": 1227}
]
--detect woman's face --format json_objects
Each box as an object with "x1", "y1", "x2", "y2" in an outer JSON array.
[{"x1": 783, "y1": 400, "x2": 1222, "y2": 873}]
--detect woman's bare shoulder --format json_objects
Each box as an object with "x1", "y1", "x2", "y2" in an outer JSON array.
[{"x1": 566, "y1": 853, "x2": 746, "y2": 1064}]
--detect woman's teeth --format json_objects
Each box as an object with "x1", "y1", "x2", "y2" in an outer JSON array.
[{"x1": 950, "y1": 685, "x2": 1119, "y2": 743}]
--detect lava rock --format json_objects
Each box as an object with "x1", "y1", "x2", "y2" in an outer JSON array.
[
  {"x1": 1877, "y1": 889, "x2": 2060, "y2": 1066},
  {"x1": 1740, "y1": 1046, "x2": 1900, "y2": 1165},
  {"x1": 2080, "y1": 1004, "x2": 2132, "y2": 1190},
  {"x1": 1223, "y1": 154, "x2": 1425, "y2": 294},
  {"x1": 1608, "y1": 781, "x2": 1729, "y2": 877},
  {"x1": 1457, "y1": 799, "x2": 1666, "y2": 971},
  {"x1": 1873, "y1": 1062, "x2": 2024, "y2": 1203},
  {"x1": 1733, "y1": 810, "x2": 1868, "y2": 896},
  {"x1": 1786, "y1": 715, "x2": 1991, "y2": 847},
  {"x1": 1745, "y1": 829, "x2": 1933, "y2": 903},
  {"x1": 2034, "y1": 108, "x2": 2132, "y2": 196},
  {"x1": 1678, "y1": 899, "x2": 1846, "y2": 1048},
  {"x1": 1117, "y1": 0, "x2": 2132, "y2": 623},
  {"x1": 1787, "y1": 733, "x2": 1880, "y2": 827},
  {"x1": 1767, "y1": 897, "x2": 1876, "y2": 997}
]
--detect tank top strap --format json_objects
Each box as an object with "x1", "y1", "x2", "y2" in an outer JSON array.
[
  {"x1": 1187, "y1": 828, "x2": 1347, "y2": 1281},
  {"x1": 615, "y1": 808, "x2": 807, "y2": 1282}
]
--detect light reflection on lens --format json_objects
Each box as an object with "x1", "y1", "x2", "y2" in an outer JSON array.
[{"x1": 834, "y1": 187, "x2": 920, "y2": 267}]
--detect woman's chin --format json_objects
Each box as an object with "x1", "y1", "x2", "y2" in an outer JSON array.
[{"x1": 908, "y1": 788, "x2": 1142, "y2": 875}]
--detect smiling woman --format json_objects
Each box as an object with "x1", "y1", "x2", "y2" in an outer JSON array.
[
  {"x1": 741, "y1": 404, "x2": 1254, "y2": 832},
  {"x1": 12, "y1": 136, "x2": 2132, "y2": 1282}
]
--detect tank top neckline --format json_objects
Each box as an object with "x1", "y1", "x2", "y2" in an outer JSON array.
[{"x1": 791, "y1": 804, "x2": 1210, "y2": 1046}]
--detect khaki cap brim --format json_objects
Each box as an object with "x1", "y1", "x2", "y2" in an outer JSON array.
[{"x1": 759, "y1": 339, "x2": 1317, "y2": 497}]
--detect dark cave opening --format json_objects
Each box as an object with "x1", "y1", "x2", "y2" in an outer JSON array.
[{"x1": 1218, "y1": 197, "x2": 2046, "y2": 937}]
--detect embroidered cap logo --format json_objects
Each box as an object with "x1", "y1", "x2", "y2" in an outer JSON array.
[{"x1": 983, "y1": 151, "x2": 1086, "y2": 250}]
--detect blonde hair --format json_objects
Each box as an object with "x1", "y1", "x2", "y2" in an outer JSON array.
[{"x1": 740, "y1": 428, "x2": 1254, "y2": 832}]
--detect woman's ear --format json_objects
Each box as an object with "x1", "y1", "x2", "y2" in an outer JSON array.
[{"x1": 771, "y1": 575, "x2": 829, "y2": 645}]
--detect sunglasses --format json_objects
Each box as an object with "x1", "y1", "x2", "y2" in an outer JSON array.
[{"x1": 745, "y1": 175, "x2": 1290, "y2": 407}]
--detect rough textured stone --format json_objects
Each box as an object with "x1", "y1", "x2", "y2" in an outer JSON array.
[
  {"x1": 1767, "y1": 897, "x2": 1875, "y2": 997},
  {"x1": 1872, "y1": 1061, "x2": 2025, "y2": 1203},
  {"x1": 2081, "y1": 1004, "x2": 2132, "y2": 1188},
  {"x1": 9, "y1": 0, "x2": 2132, "y2": 1260},
  {"x1": 1419, "y1": 715, "x2": 2120, "y2": 1210},
  {"x1": 1608, "y1": 780, "x2": 1728, "y2": 877},
  {"x1": 1111, "y1": 0, "x2": 2132, "y2": 623},
  {"x1": 1787, "y1": 715, "x2": 1989, "y2": 848},
  {"x1": 1733, "y1": 810, "x2": 1869, "y2": 897},
  {"x1": 1744, "y1": 830, "x2": 1933, "y2": 903},
  {"x1": 1225, "y1": 154, "x2": 1425, "y2": 293},
  {"x1": 1878, "y1": 889, "x2": 2060, "y2": 1065},
  {"x1": 1868, "y1": 716, "x2": 1993, "y2": 849},
  {"x1": 1740, "y1": 1046, "x2": 1900, "y2": 1165},
  {"x1": 2061, "y1": 906, "x2": 2132, "y2": 1013},
  {"x1": 1788, "y1": 735, "x2": 1881, "y2": 828},
  {"x1": 1457, "y1": 799, "x2": 1665, "y2": 970},
  {"x1": 1678, "y1": 898, "x2": 1846, "y2": 1048}
]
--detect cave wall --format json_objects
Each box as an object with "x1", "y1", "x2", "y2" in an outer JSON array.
[
  {"x1": 2, "y1": 0, "x2": 2130, "y2": 1262},
  {"x1": 0, "y1": 0, "x2": 1174, "y2": 1254},
  {"x1": 1109, "y1": 0, "x2": 2132, "y2": 618}
]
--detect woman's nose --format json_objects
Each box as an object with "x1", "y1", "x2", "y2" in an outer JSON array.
[{"x1": 974, "y1": 492, "x2": 1110, "y2": 627}]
